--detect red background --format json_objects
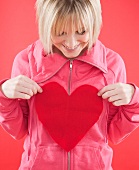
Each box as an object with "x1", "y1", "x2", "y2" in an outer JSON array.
[{"x1": 0, "y1": 0, "x2": 139, "y2": 169}]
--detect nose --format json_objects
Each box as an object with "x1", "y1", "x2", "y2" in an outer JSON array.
[{"x1": 64, "y1": 35, "x2": 77, "y2": 49}]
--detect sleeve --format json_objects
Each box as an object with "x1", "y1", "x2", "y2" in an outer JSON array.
[
  {"x1": 106, "y1": 53, "x2": 139, "y2": 144},
  {"x1": 0, "y1": 48, "x2": 30, "y2": 140}
]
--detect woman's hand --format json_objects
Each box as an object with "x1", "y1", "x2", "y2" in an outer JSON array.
[
  {"x1": 0, "y1": 75, "x2": 43, "y2": 99},
  {"x1": 98, "y1": 83, "x2": 135, "y2": 106}
]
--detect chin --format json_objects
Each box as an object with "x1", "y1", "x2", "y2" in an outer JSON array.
[
  {"x1": 64, "y1": 54, "x2": 80, "y2": 59},
  {"x1": 62, "y1": 51, "x2": 82, "y2": 59},
  {"x1": 62, "y1": 46, "x2": 88, "y2": 58}
]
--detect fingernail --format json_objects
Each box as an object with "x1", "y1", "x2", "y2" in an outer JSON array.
[
  {"x1": 97, "y1": 92, "x2": 100, "y2": 96},
  {"x1": 26, "y1": 95, "x2": 31, "y2": 99},
  {"x1": 39, "y1": 88, "x2": 43, "y2": 93}
]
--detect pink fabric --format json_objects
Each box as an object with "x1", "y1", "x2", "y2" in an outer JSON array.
[{"x1": 0, "y1": 40, "x2": 139, "y2": 170}]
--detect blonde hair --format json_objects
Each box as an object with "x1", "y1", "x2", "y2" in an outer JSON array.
[{"x1": 35, "y1": 0, "x2": 102, "y2": 54}]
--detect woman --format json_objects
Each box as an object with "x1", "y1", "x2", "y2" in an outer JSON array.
[{"x1": 0, "y1": 0, "x2": 139, "y2": 169}]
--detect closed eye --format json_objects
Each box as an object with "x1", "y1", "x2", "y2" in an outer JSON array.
[
  {"x1": 76, "y1": 30, "x2": 86, "y2": 35},
  {"x1": 57, "y1": 30, "x2": 86, "y2": 36},
  {"x1": 58, "y1": 32, "x2": 66, "y2": 36}
]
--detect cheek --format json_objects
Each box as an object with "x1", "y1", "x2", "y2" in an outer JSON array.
[
  {"x1": 80, "y1": 34, "x2": 89, "y2": 43},
  {"x1": 51, "y1": 36, "x2": 64, "y2": 44}
]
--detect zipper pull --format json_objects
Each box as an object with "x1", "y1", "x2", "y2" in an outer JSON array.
[{"x1": 70, "y1": 60, "x2": 73, "y2": 70}]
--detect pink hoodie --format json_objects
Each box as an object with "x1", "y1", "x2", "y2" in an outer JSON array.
[{"x1": 0, "y1": 40, "x2": 139, "y2": 170}]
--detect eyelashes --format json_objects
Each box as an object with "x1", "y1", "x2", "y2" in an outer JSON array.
[
  {"x1": 58, "y1": 30, "x2": 86, "y2": 36},
  {"x1": 76, "y1": 30, "x2": 86, "y2": 35}
]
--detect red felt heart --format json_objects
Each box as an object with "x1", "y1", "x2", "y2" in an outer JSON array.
[{"x1": 35, "y1": 82, "x2": 103, "y2": 152}]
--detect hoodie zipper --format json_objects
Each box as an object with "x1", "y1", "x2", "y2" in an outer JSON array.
[
  {"x1": 68, "y1": 60, "x2": 73, "y2": 95},
  {"x1": 68, "y1": 60, "x2": 73, "y2": 170}
]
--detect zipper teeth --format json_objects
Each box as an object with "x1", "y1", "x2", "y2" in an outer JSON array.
[
  {"x1": 68, "y1": 152, "x2": 70, "y2": 170},
  {"x1": 68, "y1": 60, "x2": 73, "y2": 95},
  {"x1": 68, "y1": 60, "x2": 73, "y2": 170}
]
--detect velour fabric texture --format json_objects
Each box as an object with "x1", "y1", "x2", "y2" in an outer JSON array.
[{"x1": 35, "y1": 82, "x2": 103, "y2": 151}]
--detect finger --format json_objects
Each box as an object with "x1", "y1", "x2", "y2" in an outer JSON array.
[
  {"x1": 16, "y1": 86, "x2": 34, "y2": 97},
  {"x1": 101, "y1": 89, "x2": 118, "y2": 99},
  {"x1": 98, "y1": 84, "x2": 116, "y2": 96},
  {"x1": 112, "y1": 97, "x2": 131, "y2": 106},
  {"x1": 13, "y1": 79, "x2": 37, "y2": 95},
  {"x1": 24, "y1": 83, "x2": 38, "y2": 95},
  {"x1": 11, "y1": 91, "x2": 31, "y2": 100},
  {"x1": 108, "y1": 94, "x2": 127, "y2": 103},
  {"x1": 23, "y1": 77, "x2": 43, "y2": 93},
  {"x1": 17, "y1": 75, "x2": 42, "y2": 94},
  {"x1": 108, "y1": 95, "x2": 120, "y2": 102},
  {"x1": 112, "y1": 99, "x2": 125, "y2": 106}
]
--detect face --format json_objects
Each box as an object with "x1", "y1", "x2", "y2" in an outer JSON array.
[{"x1": 51, "y1": 19, "x2": 89, "y2": 59}]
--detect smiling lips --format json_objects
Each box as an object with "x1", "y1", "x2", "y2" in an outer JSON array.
[{"x1": 63, "y1": 44, "x2": 80, "y2": 51}]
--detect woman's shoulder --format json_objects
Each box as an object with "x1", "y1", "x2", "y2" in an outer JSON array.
[
  {"x1": 97, "y1": 40, "x2": 124, "y2": 65},
  {"x1": 93, "y1": 40, "x2": 126, "y2": 83},
  {"x1": 98, "y1": 40, "x2": 125, "y2": 72},
  {"x1": 13, "y1": 40, "x2": 44, "y2": 64},
  {"x1": 11, "y1": 40, "x2": 44, "y2": 77}
]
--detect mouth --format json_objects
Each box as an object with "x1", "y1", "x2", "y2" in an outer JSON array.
[{"x1": 62, "y1": 44, "x2": 80, "y2": 52}]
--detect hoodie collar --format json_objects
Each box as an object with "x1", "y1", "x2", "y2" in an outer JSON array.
[
  {"x1": 76, "y1": 40, "x2": 108, "y2": 73},
  {"x1": 33, "y1": 39, "x2": 108, "y2": 81}
]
